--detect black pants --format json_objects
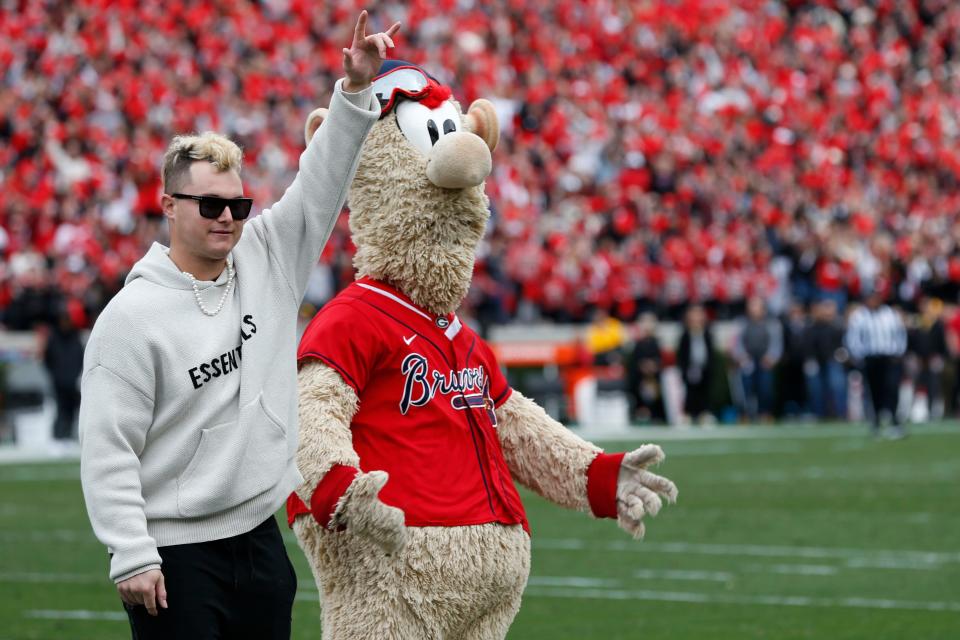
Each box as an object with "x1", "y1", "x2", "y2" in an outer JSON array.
[
  {"x1": 863, "y1": 355, "x2": 901, "y2": 429},
  {"x1": 53, "y1": 385, "x2": 79, "y2": 439},
  {"x1": 684, "y1": 376, "x2": 711, "y2": 419},
  {"x1": 124, "y1": 516, "x2": 297, "y2": 640}
]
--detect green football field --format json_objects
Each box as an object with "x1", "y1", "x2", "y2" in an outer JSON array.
[{"x1": 1, "y1": 423, "x2": 959, "y2": 639}]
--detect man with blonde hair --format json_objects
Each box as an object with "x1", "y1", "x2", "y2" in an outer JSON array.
[{"x1": 78, "y1": 11, "x2": 399, "y2": 639}]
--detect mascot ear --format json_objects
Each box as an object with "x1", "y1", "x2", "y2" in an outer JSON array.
[
  {"x1": 465, "y1": 99, "x2": 499, "y2": 153},
  {"x1": 304, "y1": 108, "x2": 330, "y2": 146}
]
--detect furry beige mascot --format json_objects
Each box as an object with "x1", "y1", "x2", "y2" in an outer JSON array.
[{"x1": 287, "y1": 61, "x2": 678, "y2": 640}]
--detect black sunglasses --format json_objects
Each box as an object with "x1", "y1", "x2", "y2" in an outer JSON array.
[{"x1": 170, "y1": 193, "x2": 253, "y2": 220}]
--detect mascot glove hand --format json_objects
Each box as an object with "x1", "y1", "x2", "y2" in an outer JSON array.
[
  {"x1": 615, "y1": 444, "x2": 678, "y2": 540},
  {"x1": 337, "y1": 470, "x2": 407, "y2": 555}
]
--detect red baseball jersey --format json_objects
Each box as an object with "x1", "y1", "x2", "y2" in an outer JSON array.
[{"x1": 290, "y1": 277, "x2": 528, "y2": 531}]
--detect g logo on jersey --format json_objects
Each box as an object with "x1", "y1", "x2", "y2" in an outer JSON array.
[{"x1": 399, "y1": 352, "x2": 494, "y2": 423}]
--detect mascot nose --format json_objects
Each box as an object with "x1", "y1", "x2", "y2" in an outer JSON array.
[{"x1": 425, "y1": 132, "x2": 492, "y2": 189}]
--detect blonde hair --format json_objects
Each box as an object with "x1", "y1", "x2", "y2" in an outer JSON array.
[{"x1": 162, "y1": 132, "x2": 243, "y2": 193}]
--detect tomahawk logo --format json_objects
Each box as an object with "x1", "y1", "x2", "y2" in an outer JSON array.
[
  {"x1": 399, "y1": 353, "x2": 491, "y2": 416},
  {"x1": 450, "y1": 380, "x2": 498, "y2": 426}
]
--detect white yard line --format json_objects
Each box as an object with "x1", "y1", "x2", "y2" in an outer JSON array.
[
  {"x1": 679, "y1": 507, "x2": 946, "y2": 523},
  {"x1": 0, "y1": 529, "x2": 96, "y2": 543},
  {"x1": 522, "y1": 586, "x2": 960, "y2": 612},
  {"x1": 830, "y1": 440, "x2": 869, "y2": 452},
  {"x1": 15, "y1": 575, "x2": 959, "y2": 618},
  {"x1": 688, "y1": 462, "x2": 960, "y2": 484},
  {"x1": 2, "y1": 424, "x2": 957, "y2": 467},
  {"x1": 744, "y1": 563, "x2": 838, "y2": 576},
  {"x1": 296, "y1": 591, "x2": 321, "y2": 603},
  {"x1": 0, "y1": 450, "x2": 80, "y2": 465},
  {"x1": 845, "y1": 557, "x2": 945, "y2": 570},
  {"x1": 905, "y1": 512, "x2": 934, "y2": 524},
  {"x1": 592, "y1": 423, "x2": 959, "y2": 443},
  {"x1": 632, "y1": 568, "x2": 735, "y2": 582},
  {"x1": 299, "y1": 581, "x2": 960, "y2": 613},
  {"x1": 534, "y1": 539, "x2": 960, "y2": 564},
  {"x1": 529, "y1": 573, "x2": 736, "y2": 586},
  {"x1": 528, "y1": 576, "x2": 620, "y2": 588},
  {"x1": 23, "y1": 609, "x2": 127, "y2": 621},
  {"x1": 296, "y1": 588, "x2": 960, "y2": 613},
  {"x1": 0, "y1": 505, "x2": 29, "y2": 516},
  {"x1": 6, "y1": 556, "x2": 937, "y2": 596},
  {"x1": 662, "y1": 442, "x2": 804, "y2": 457},
  {"x1": 0, "y1": 571, "x2": 104, "y2": 584},
  {"x1": 6, "y1": 531, "x2": 957, "y2": 567}
]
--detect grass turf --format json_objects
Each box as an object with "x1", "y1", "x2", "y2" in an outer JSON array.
[{"x1": 0, "y1": 422, "x2": 958, "y2": 639}]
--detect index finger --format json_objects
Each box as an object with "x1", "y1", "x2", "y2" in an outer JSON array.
[
  {"x1": 353, "y1": 10, "x2": 368, "y2": 44},
  {"x1": 143, "y1": 586, "x2": 158, "y2": 616},
  {"x1": 385, "y1": 21, "x2": 401, "y2": 37}
]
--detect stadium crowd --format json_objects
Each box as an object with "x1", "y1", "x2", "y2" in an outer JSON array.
[{"x1": 4, "y1": 0, "x2": 960, "y2": 424}]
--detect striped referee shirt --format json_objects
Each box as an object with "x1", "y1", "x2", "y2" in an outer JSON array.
[{"x1": 845, "y1": 304, "x2": 907, "y2": 360}]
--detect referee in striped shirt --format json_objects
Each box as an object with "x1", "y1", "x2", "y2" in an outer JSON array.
[{"x1": 845, "y1": 288, "x2": 907, "y2": 438}]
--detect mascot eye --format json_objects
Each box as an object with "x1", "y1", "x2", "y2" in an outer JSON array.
[{"x1": 396, "y1": 100, "x2": 462, "y2": 156}]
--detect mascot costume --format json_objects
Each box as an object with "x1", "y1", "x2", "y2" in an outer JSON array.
[{"x1": 287, "y1": 61, "x2": 678, "y2": 639}]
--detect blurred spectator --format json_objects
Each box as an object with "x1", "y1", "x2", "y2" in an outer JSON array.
[
  {"x1": 467, "y1": 259, "x2": 511, "y2": 340},
  {"x1": 676, "y1": 304, "x2": 717, "y2": 424},
  {"x1": 731, "y1": 296, "x2": 782, "y2": 422},
  {"x1": 584, "y1": 307, "x2": 626, "y2": 366},
  {"x1": 624, "y1": 312, "x2": 664, "y2": 423},
  {"x1": 906, "y1": 296, "x2": 948, "y2": 421},
  {"x1": 3, "y1": 258, "x2": 61, "y2": 330},
  {"x1": 846, "y1": 288, "x2": 907, "y2": 438},
  {"x1": 778, "y1": 301, "x2": 809, "y2": 417},
  {"x1": 945, "y1": 303, "x2": 960, "y2": 415},
  {"x1": 42, "y1": 306, "x2": 84, "y2": 441},
  {"x1": 804, "y1": 299, "x2": 849, "y2": 420}
]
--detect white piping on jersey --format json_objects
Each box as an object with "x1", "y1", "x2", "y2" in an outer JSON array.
[
  {"x1": 357, "y1": 282, "x2": 461, "y2": 341},
  {"x1": 444, "y1": 315, "x2": 462, "y2": 340},
  {"x1": 357, "y1": 282, "x2": 432, "y2": 320}
]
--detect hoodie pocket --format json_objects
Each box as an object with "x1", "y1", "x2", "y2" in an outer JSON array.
[{"x1": 177, "y1": 393, "x2": 289, "y2": 518}]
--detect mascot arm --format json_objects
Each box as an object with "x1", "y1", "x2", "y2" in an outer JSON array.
[
  {"x1": 294, "y1": 359, "x2": 361, "y2": 505},
  {"x1": 290, "y1": 360, "x2": 406, "y2": 554},
  {"x1": 496, "y1": 390, "x2": 677, "y2": 538},
  {"x1": 495, "y1": 391, "x2": 600, "y2": 512}
]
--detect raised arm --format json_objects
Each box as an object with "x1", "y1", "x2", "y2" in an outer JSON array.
[{"x1": 247, "y1": 12, "x2": 400, "y2": 302}]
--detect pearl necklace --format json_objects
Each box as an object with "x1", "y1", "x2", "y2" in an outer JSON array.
[{"x1": 183, "y1": 262, "x2": 235, "y2": 317}]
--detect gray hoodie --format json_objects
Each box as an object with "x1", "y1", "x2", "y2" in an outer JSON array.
[{"x1": 79, "y1": 81, "x2": 378, "y2": 583}]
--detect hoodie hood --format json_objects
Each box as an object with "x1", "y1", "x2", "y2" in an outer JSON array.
[{"x1": 126, "y1": 242, "x2": 232, "y2": 291}]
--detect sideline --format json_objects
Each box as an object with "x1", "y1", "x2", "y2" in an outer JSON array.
[{"x1": 2, "y1": 423, "x2": 957, "y2": 466}]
